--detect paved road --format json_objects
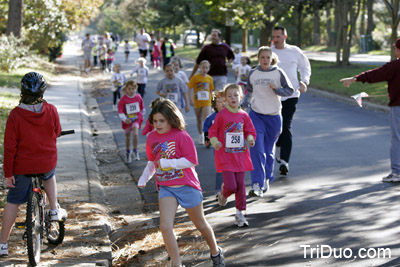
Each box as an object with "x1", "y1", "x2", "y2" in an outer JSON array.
[{"x1": 94, "y1": 46, "x2": 400, "y2": 266}]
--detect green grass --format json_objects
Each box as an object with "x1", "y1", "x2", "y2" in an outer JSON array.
[
  {"x1": 309, "y1": 60, "x2": 388, "y2": 105},
  {"x1": 175, "y1": 46, "x2": 201, "y2": 60}
]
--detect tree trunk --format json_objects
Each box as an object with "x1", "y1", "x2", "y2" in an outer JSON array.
[
  {"x1": 326, "y1": 5, "x2": 333, "y2": 46},
  {"x1": 6, "y1": 0, "x2": 23, "y2": 38},
  {"x1": 366, "y1": 0, "x2": 375, "y2": 34},
  {"x1": 313, "y1": 0, "x2": 321, "y2": 45},
  {"x1": 383, "y1": 0, "x2": 400, "y2": 60},
  {"x1": 296, "y1": 3, "x2": 303, "y2": 46},
  {"x1": 260, "y1": 22, "x2": 269, "y2": 46},
  {"x1": 225, "y1": 25, "x2": 231, "y2": 46},
  {"x1": 335, "y1": 0, "x2": 344, "y2": 65},
  {"x1": 360, "y1": 0, "x2": 366, "y2": 35},
  {"x1": 242, "y1": 27, "x2": 248, "y2": 52}
]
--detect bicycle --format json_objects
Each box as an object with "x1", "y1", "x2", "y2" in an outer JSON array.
[{"x1": 15, "y1": 130, "x2": 75, "y2": 266}]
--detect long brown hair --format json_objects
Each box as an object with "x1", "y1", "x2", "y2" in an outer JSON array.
[{"x1": 149, "y1": 99, "x2": 186, "y2": 130}]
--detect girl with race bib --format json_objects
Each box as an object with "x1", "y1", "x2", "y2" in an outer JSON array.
[
  {"x1": 188, "y1": 60, "x2": 214, "y2": 145},
  {"x1": 137, "y1": 99, "x2": 225, "y2": 267},
  {"x1": 118, "y1": 80, "x2": 144, "y2": 163},
  {"x1": 110, "y1": 63, "x2": 126, "y2": 111},
  {"x1": 130, "y1": 57, "x2": 149, "y2": 98},
  {"x1": 208, "y1": 84, "x2": 256, "y2": 227},
  {"x1": 156, "y1": 63, "x2": 189, "y2": 113}
]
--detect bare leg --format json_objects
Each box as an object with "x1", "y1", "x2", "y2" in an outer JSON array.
[
  {"x1": 132, "y1": 127, "x2": 138, "y2": 149},
  {"x1": 42, "y1": 176, "x2": 57, "y2": 210},
  {"x1": 186, "y1": 203, "x2": 218, "y2": 255},
  {"x1": 159, "y1": 197, "x2": 180, "y2": 266},
  {"x1": 194, "y1": 107, "x2": 202, "y2": 134},
  {"x1": 0, "y1": 203, "x2": 19, "y2": 243},
  {"x1": 125, "y1": 132, "x2": 131, "y2": 151},
  {"x1": 200, "y1": 106, "x2": 211, "y2": 130}
]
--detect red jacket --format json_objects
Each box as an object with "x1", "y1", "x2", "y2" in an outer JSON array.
[
  {"x1": 356, "y1": 59, "x2": 400, "y2": 106},
  {"x1": 3, "y1": 102, "x2": 61, "y2": 177}
]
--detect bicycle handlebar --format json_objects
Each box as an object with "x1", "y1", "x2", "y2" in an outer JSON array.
[{"x1": 60, "y1": 130, "x2": 75, "y2": 136}]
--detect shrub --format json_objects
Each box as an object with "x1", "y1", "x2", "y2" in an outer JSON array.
[{"x1": 0, "y1": 34, "x2": 29, "y2": 72}]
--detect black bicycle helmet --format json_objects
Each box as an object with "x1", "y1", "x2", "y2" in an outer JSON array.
[{"x1": 20, "y1": 72, "x2": 47, "y2": 96}]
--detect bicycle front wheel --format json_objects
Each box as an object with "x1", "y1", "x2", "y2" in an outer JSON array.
[{"x1": 26, "y1": 191, "x2": 42, "y2": 266}]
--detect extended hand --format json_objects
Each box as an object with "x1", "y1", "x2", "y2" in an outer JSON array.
[{"x1": 340, "y1": 77, "x2": 355, "y2": 87}]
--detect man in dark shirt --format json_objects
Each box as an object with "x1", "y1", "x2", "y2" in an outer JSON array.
[
  {"x1": 190, "y1": 29, "x2": 235, "y2": 90},
  {"x1": 340, "y1": 38, "x2": 400, "y2": 183}
]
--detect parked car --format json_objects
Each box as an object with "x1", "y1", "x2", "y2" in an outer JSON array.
[{"x1": 183, "y1": 30, "x2": 205, "y2": 46}]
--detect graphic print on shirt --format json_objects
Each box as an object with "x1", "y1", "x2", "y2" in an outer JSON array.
[
  {"x1": 153, "y1": 140, "x2": 184, "y2": 182},
  {"x1": 224, "y1": 121, "x2": 246, "y2": 153},
  {"x1": 165, "y1": 83, "x2": 179, "y2": 104},
  {"x1": 195, "y1": 82, "x2": 210, "y2": 101}
]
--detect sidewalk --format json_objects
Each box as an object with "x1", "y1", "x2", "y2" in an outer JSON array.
[{"x1": 0, "y1": 41, "x2": 113, "y2": 266}]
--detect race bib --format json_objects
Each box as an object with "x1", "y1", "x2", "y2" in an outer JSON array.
[
  {"x1": 225, "y1": 132, "x2": 244, "y2": 148},
  {"x1": 196, "y1": 91, "x2": 210, "y2": 101},
  {"x1": 126, "y1": 102, "x2": 140, "y2": 114},
  {"x1": 167, "y1": 93, "x2": 178, "y2": 103}
]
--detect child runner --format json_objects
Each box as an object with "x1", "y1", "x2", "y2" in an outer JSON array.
[
  {"x1": 234, "y1": 56, "x2": 252, "y2": 95},
  {"x1": 242, "y1": 46, "x2": 294, "y2": 197},
  {"x1": 110, "y1": 63, "x2": 126, "y2": 111},
  {"x1": 187, "y1": 60, "x2": 214, "y2": 144},
  {"x1": 209, "y1": 84, "x2": 256, "y2": 227},
  {"x1": 0, "y1": 72, "x2": 68, "y2": 257},
  {"x1": 106, "y1": 48, "x2": 115, "y2": 72},
  {"x1": 141, "y1": 97, "x2": 163, "y2": 136},
  {"x1": 118, "y1": 80, "x2": 144, "y2": 163},
  {"x1": 203, "y1": 91, "x2": 226, "y2": 200},
  {"x1": 171, "y1": 56, "x2": 189, "y2": 111},
  {"x1": 99, "y1": 42, "x2": 107, "y2": 73},
  {"x1": 152, "y1": 40, "x2": 161, "y2": 70},
  {"x1": 137, "y1": 99, "x2": 225, "y2": 267},
  {"x1": 156, "y1": 63, "x2": 189, "y2": 113},
  {"x1": 124, "y1": 40, "x2": 131, "y2": 63},
  {"x1": 130, "y1": 57, "x2": 149, "y2": 98},
  {"x1": 232, "y1": 47, "x2": 242, "y2": 70}
]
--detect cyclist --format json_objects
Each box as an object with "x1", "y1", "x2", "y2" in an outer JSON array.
[{"x1": 0, "y1": 72, "x2": 68, "y2": 257}]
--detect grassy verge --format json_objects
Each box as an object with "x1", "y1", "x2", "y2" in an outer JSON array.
[{"x1": 309, "y1": 60, "x2": 388, "y2": 105}]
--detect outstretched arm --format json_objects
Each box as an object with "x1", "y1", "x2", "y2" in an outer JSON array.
[{"x1": 340, "y1": 77, "x2": 356, "y2": 87}]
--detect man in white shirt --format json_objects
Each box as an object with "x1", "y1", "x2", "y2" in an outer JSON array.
[
  {"x1": 135, "y1": 28, "x2": 151, "y2": 60},
  {"x1": 271, "y1": 26, "x2": 311, "y2": 176},
  {"x1": 82, "y1": 33, "x2": 94, "y2": 74}
]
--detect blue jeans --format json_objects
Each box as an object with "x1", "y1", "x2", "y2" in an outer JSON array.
[
  {"x1": 390, "y1": 106, "x2": 400, "y2": 174},
  {"x1": 212, "y1": 76, "x2": 227, "y2": 90}
]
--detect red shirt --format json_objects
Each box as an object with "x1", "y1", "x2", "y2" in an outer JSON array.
[
  {"x1": 3, "y1": 102, "x2": 61, "y2": 177},
  {"x1": 356, "y1": 59, "x2": 400, "y2": 106},
  {"x1": 196, "y1": 43, "x2": 235, "y2": 76}
]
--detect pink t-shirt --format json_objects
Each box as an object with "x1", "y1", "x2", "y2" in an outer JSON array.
[
  {"x1": 208, "y1": 108, "x2": 256, "y2": 172},
  {"x1": 118, "y1": 94, "x2": 144, "y2": 129},
  {"x1": 146, "y1": 128, "x2": 202, "y2": 191}
]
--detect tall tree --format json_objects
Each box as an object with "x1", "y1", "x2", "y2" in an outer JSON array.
[
  {"x1": 6, "y1": 0, "x2": 23, "y2": 37},
  {"x1": 366, "y1": 0, "x2": 375, "y2": 34},
  {"x1": 382, "y1": 0, "x2": 400, "y2": 60}
]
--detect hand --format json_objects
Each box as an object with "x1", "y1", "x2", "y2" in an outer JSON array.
[
  {"x1": 248, "y1": 139, "x2": 255, "y2": 147},
  {"x1": 5, "y1": 176, "x2": 15, "y2": 188},
  {"x1": 269, "y1": 83, "x2": 277, "y2": 90},
  {"x1": 124, "y1": 118, "x2": 132, "y2": 124},
  {"x1": 138, "y1": 182, "x2": 146, "y2": 188},
  {"x1": 340, "y1": 77, "x2": 356, "y2": 87},
  {"x1": 205, "y1": 140, "x2": 211, "y2": 148},
  {"x1": 214, "y1": 142, "x2": 222, "y2": 150},
  {"x1": 298, "y1": 81, "x2": 308, "y2": 93}
]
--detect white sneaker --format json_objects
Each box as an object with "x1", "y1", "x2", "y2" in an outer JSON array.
[
  {"x1": 249, "y1": 183, "x2": 263, "y2": 197},
  {"x1": 275, "y1": 146, "x2": 281, "y2": 163},
  {"x1": 0, "y1": 243, "x2": 8, "y2": 257},
  {"x1": 113, "y1": 105, "x2": 117, "y2": 111},
  {"x1": 382, "y1": 173, "x2": 400, "y2": 182},
  {"x1": 125, "y1": 152, "x2": 132, "y2": 163},
  {"x1": 50, "y1": 206, "x2": 68, "y2": 221},
  {"x1": 199, "y1": 133, "x2": 205, "y2": 145},
  {"x1": 235, "y1": 212, "x2": 249, "y2": 227},
  {"x1": 134, "y1": 151, "x2": 140, "y2": 161},
  {"x1": 262, "y1": 178, "x2": 270, "y2": 193},
  {"x1": 279, "y1": 160, "x2": 289, "y2": 176}
]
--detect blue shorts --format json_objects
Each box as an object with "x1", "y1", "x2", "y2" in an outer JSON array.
[
  {"x1": 7, "y1": 169, "x2": 56, "y2": 205},
  {"x1": 159, "y1": 185, "x2": 203, "y2": 208}
]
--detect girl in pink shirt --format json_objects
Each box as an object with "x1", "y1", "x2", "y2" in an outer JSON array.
[
  {"x1": 137, "y1": 99, "x2": 225, "y2": 267},
  {"x1": 209, "y1": 84, "x2": 256, "y2": 227},
  {"x1": 118, "y1": 80, "x2": 144, "y2": 163}
]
